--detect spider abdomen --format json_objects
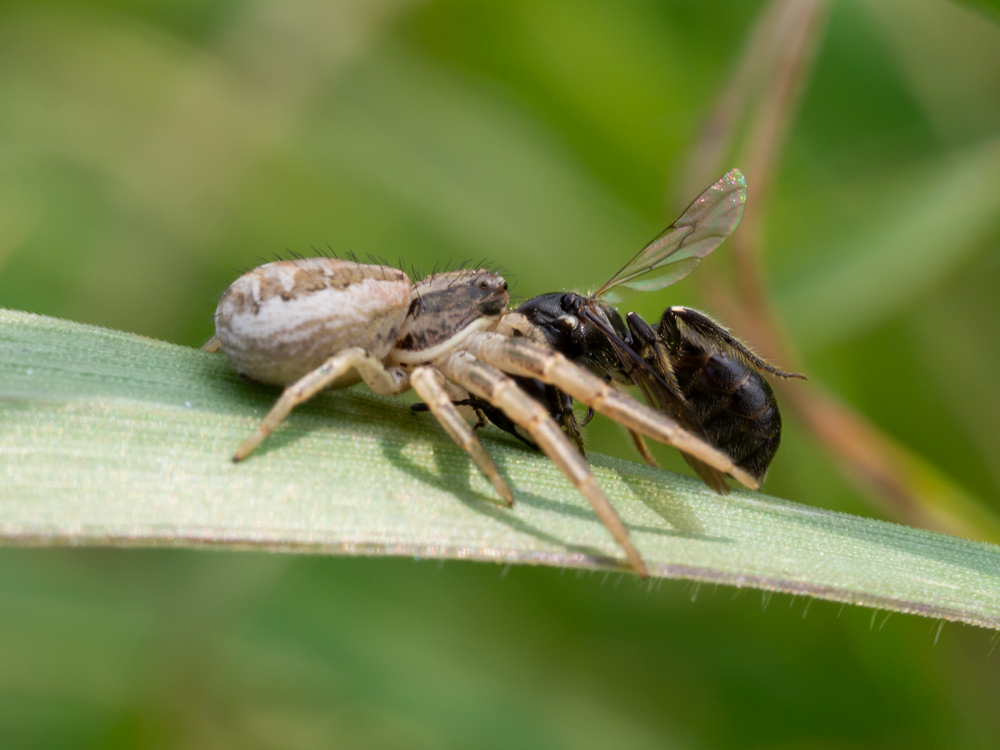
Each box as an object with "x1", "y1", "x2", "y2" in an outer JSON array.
[{"x1": 214, "y1": 258, "x2": 411, "y2": 386}]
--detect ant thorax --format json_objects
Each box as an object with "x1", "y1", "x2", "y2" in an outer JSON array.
[
  {"x1": 516, "y1": 293, "x2": 633, "y2": 385},
  {"x1": 391, "y1": 270, "x2": 509, "y2": 364}
]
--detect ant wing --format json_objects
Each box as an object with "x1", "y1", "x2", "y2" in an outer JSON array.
[{"x1": 595, "y1": 169, "x2": 747, "y2": 303}]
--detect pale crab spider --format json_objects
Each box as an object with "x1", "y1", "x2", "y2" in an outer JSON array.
[{"x1": 205, "y1": 258, "x2": 760, "y2": 576}]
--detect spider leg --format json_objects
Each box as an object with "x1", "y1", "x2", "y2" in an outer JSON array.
[
  {"x1": 201, "y1": 336, "x2": 222, "y2": 353},
  {"x1": 466, "y1": 333, "x2": 761, "y2": 490},
  {"x1": 234, "y1": 347, "x2": 408, "y2": 461},
  {"x1": 410, "y1": 366, "x2": 515, "y2": 507},
  {"x1": 438, "y1": 351, "x2": 648, "y2": 577}
]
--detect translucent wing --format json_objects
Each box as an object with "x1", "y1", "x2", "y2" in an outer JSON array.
[{"x1": 594, "y1": 169, "x2": 747, "y2": 302}]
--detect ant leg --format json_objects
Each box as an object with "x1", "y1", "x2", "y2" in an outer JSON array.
[{"x1": 660, "y1": 307, "x2": 805, "y2": 380}]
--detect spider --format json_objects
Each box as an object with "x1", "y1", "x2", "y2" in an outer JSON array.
[{"x1": 204, "y1": 257, "x2": 760, "y2": 577}]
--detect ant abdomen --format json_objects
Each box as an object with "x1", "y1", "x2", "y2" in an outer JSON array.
[
  {"x1": 657, "y1": 306, "x2": 792, "y2": 482},
  {"x1": 667, "y1": 338, "x2": 781, "y2": 483}
]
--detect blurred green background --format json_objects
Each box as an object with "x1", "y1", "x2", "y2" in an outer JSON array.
[{"x1": 2, "y1": 0, "x2": 1000, "y2": 747}]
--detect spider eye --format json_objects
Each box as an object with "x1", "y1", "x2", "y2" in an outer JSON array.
[
  {"x1": 556, "y1": 314, "x2": 578, "y2": 331},
  {"x1": 502, "y1": 281, "x2": 508, "y2": 291},
  {"x1": 479, "y1": 280, "x2": 489, "y2": 290}
]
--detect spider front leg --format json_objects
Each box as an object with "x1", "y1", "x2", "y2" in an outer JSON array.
[
  {"x1": 234, "y1": 347, "x2": 408, "y2": 461},
  {"x1": 465, "y1": 333, "x2": 761, "y2": 491},
  {"x1": 438, "y1": 350, "x2": 648, "y2": 577},
  {"x1": 409, "y1": 366, "x2": 515, "y2": 507}
]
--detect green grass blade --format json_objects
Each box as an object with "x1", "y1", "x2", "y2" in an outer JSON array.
[{"x1": 2, "y1": 308, "x2": 998, "y2": 629}]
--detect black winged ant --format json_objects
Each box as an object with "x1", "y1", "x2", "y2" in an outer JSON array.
[{"x1": 438, "y1": 170, "x2": 804, "y2": 491}]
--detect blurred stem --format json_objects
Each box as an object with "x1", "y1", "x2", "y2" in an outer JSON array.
[
  {"x1": 680, "y1": 0, "x2": 1000, "y2": 543},
  {"x1": 730, "y1": 0, "x2": 827, "y2": 330},
  {"x1": 784, "y1": 384, "x2": 1000, "y2": 542}
]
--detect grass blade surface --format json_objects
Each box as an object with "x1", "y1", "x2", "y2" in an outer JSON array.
[{"x1": 2, "y1": 309, "x2": 998, "y2": 629}]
